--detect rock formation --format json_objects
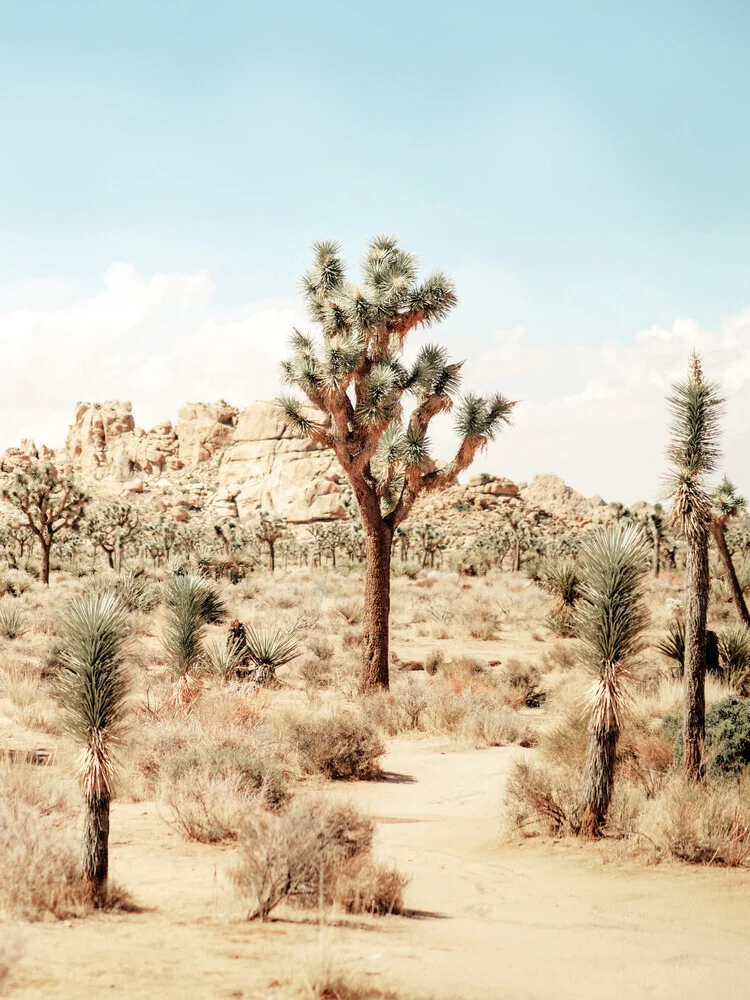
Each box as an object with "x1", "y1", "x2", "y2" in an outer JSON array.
[{"x1": 0, "y1": 400, "x2": 618, "y2": 532}]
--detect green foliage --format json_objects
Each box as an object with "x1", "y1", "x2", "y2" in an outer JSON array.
[
  {"x1": 665, "y1": 695, "x2": 750, "y2": 776},
  {"x1": 575, "y1": 524, "x2": 650, "y2": 734},
  {"x1": 161, "y1": 574, "x2": 226, "y2": 678},
  {"x1": 57, "y1": 594, "x2": 131, "y2": 797},
  {"x1": 717, "y1": 625, "x2": 750, "y2": 693},
  {"x1": 666, "y1": 353, "x2": 724, "y2": 534},
  {"x1": 0, "y1": 602, "x2": 26, "y2": 639},
  {"x1": 656, "y1": 618, "x2": 685, "y2": 675},
  {"x1": 243, "y1": 623, "x2": 301, "y2": 683}
]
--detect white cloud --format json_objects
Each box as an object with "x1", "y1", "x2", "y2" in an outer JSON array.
[
  {"x1": 0, "y1": 263, "x2": 300, "y2": 449},
  {"x1": 457, "y1": 312, "x2": 750, "y2": 504},
  {"x1": 0, "y1": 263, "x2": 748, "y2": 505}
]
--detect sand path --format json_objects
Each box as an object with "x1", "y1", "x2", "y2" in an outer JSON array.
[{"x1": 6, "y1": 739, "x2": 750, "y2": 999}]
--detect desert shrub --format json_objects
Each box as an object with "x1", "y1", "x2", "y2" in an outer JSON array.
[
  {"x1": 341, "y1": 627, "x2": 362, "y2": 650},
  {"x1": 231, "y1": 798, "x2": 376, "y2": 919},
  {"x1": 0, "y1": 764, "x2": 125, "y2": 920},
  {"x1": 283, "y1": 708, "x2": 385, "y2": 780},
  {"x1": 647, "y1": 778, "x2": 750, "y2": 866},
  {"x1": 505, "y1": 759, "x2": 580, "y2": 836},
  {"x1": 307, "y1": 635, "x2": 335, "y2": 662},
  {"x1": 335, "y1": 858, "x2": 408, "y2": 915},
  {"x1": 665, "y1": 695, "x2": 750, "y2": 777},
  {"x1": 163, "y1": 742, "x2": 288, "y2": 842},
  {"x1": 499, "y1": 659, "x2": 545, "y2": 709},
  {"x1": 0, "y1": 570, "x2": 34, "y2": 598},
  {"x1": 0, "y1": 602, "x2": 26, "y2": 639},
  {"x1": 543, "y1": 704, "x2": 673, "y2": 795},
  {"x1": 334, "y1": 598, "x2": 362, "y2": 625},
  {"x1": 424, "y1": 648, "x2": 444, "y2": 676},
  {"x1": 392, "y1": 560, "x2": 420, "y2": 579},
  {"x1": 541, "y1": 643, "x2": 577, "y2": 673},
  {"x1": 293, "y1": 957, "x2": 393, "y2": 1000},
  {"x1": 298, "y1": 655, "x2": 334, "y2": 691},
  {"x1": 394, "y1": 677, "x2": 428, "y2": 729}
]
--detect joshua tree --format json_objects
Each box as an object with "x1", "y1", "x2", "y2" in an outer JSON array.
[
  {"x1": 711, "y1": 476, "x2": 750, "y2": 627},
  {"x1": 1, "y1": 463, "x2": 88, "y2": 585},
  {"x1": 576, "y1": 525, "x2": 650, "y2": 836},
  {"x1": 665, "y1": 352, "x2": 724, "y2": 781},
  {"x1": 645, "y1": 504, "x2": 667, "y2": 578},
  {"x1": 57, "y1": 594, "x2": 131, "y2": 904},
  {"x1": 255, "y1": 512, "x2": 287, "y2": 573},
  {"x1": 87, "y1": 500, "x2": 140, "y2": 572},
  {"x1": 278, "y1": 236, "x2": 514, "y2": 690},
  {"x1": 161, "y1": 573, "x2": 226, "y2": 703}
]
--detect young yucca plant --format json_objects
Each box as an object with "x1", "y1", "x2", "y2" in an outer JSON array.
[
  {"x1": 717, "y1": 624, "x2": 750, "y2": 694},
  {"x1": 204, "y1": 637, "x2": 245, "y2": 682},
  {"x1": 0, "y1": 602, "x2": 26, "y2": 640},
  {"x1": 665, "y1": 352, "x2": 724, "y2": 781},
  {"x1": 57, "y1": 593, "x2": 131, "y2": 904},
  {"x1": 711, "y1": 476, "x2": 750, "y2": 627},
  {"x1": 656, "y1": 618, "x2": 685, "y2": 677},
  {"x1": 574, "y1": 524, "x2": 650, "y2": 837},
  {"x1": 244, "y1": 623, "x2": 301, "y2": 686},
  {"x1": 161, "y1": 574, "x2": 226, "y2": 701},
  {"x1": 536, "y1": 558, "x2": 582, "y2": 637}
]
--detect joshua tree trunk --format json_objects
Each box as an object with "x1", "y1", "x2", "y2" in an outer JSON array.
[
  {"x1": 683, "y1": 525, "x2": 710, "y2": 782},
  {"x1": 40, "y1": 540, "x2": 51, "y2": 586},
  {"x1": 711, "y1": 523, "x2": 750, "y2": 627},
  {"x1": 268, "y1": 542, "x2": 275, "y2": 573},
  {"x1": 579, "y1": 727, "x2": 618, "y2": 837},
  {"x1": 512, "y1": 540, "x2": 521, "y2": 573},
  {"x1": 361, "y1": 521, "x2": 393, "y2": 692},
  {"x1": 654, "y1": 537, "x2": 661, "y2": 578},
  {"x1": 106, "y1": 549, "x2": 115, "y2": 570},
  {"x1": 81, "y1": 793, "x2": 110, "y2": 904}
]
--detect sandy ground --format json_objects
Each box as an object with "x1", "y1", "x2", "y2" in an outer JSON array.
[{"x1": 6, "y1": 738, "x2": 750, "y2": 1000}]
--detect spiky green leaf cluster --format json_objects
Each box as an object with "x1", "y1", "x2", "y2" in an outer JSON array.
[
  {"x1": 454, "y1": 392, "x2": 515, "y2": 442},
  {"x1": 575, "y1": 525, "x2": 650, "y2": 734},
  {"x1": 161, "y1": 574, "x2": 226, "y2": 678},
  {"x1": 57, "y1": 593, "x2": 131, "y2": 797},
  {"x1": 666, "y1": 354, "x2": 724, "y2": 535},
  {"x1": 712, "y1": 475, "x2": 746, "y2": 525}
]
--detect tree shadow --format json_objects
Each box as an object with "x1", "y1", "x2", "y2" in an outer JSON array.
[{"x1": 375, "y1": 770, "x2": 416, "y2": 784}]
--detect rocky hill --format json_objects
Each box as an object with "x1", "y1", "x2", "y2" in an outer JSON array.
[{"x1": 0, "y1": 400, "x2": 616, "y2": 533}]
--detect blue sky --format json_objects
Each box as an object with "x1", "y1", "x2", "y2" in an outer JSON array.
[{"x1": 1, "y1": 1, "x2": 749, "y2": 501}]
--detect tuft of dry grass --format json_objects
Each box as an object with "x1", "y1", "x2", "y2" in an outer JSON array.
[{"x1": 292, "y1": 954, "x2": 400, "y2": 1000}]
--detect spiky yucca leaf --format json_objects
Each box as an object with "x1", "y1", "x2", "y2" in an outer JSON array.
[
  {"x1": 718, "y1": 624, "x2": 750, "y2": 692},
  {"x1": 454, "y1": 392, "x2": 515, "y2": 442},
  {"x1": 536, "y1": 559, "x2": 582, "y2": 608},
  {"x1": 244, "y1": 623, "x2": 301, "y2": 671},
  {"x1": 656, "y1": 618, "x2": 685, "y2": 672},
  {"x1": 161, "y1": 574, "x2": 226, "y2": 679},
  {"x1": 57, "y1": 594, "x2": 131, "y2": 799},
  {"x1": 204, "y1": 637, "x2": 245, "y2": 681},
  {"x1": 712, "y1": 475, "x2": 746, "y2": 524},
  {"x1": 666, "y1": 353, "x2": 724, "y2": 534},
  {"x1": 575, "y1": 525, "x2": 650, "y2": 735}
]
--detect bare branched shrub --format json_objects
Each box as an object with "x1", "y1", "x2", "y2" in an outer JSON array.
[
  {"x1": 335, "y1": 858, "x2": 408, "y2": 915},
  {"x1": 646, "y1": 779, "x2": 750, "y2": 866},
  {"x1": 505, "y1": 759, "x2": 580, "y2": 837},
  {"x1": 283, "y1": 708, "x2": 385, "y2": 780},
  {"x1": 499, "y1": 659, "x2": 545, "y2": 709},
  {"x1": 231, "y1": 798, "x2": 377, "y2": 920}
]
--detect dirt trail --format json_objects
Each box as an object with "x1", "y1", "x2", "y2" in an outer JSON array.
[{"x1": 7, "y1": 739, "x2": 750, "y2": 1000}]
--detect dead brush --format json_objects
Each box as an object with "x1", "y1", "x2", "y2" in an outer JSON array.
[
  {"x1": 231, "y1": 797, "x2": 378, "y2": 920},
  {"x1": 499, "y1": 659, "x2": 545, "y2": 709},
  {"x1": 505, "y1": 759, "x2": 580, "y2": 836}
]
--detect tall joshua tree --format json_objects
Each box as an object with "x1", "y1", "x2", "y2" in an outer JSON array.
[
  {"x1": 87, "y1": 500, "x2": 140, "y2": 573},
  {"x1": 58, "y1": 594, "x2": 131, "y2": 904},
  {"x1": 1, "y1": 463, "x2": 88, "y2": 585},
  {"x1": 577, "y1": 524, "x2": 650, "y2": 837},
  {"x1": 278, "y1": 236, "x2": 515, "y2": 690},
  {"x1": 666, "y1": 352, "x2": 723, "y2": 782},
  {"x1": 711, "y1": 476, "x2": 750, "y2": 627}
]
